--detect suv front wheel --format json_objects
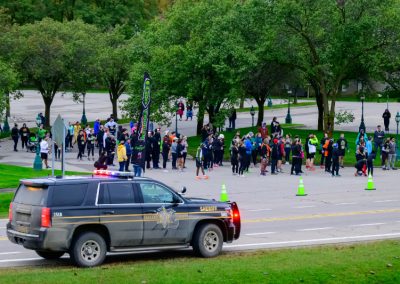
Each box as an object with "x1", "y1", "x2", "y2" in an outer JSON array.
[
  {"x1": 36, "y1": 250, "x2": 64, "y2": 260},
  {"x1": 70, "y1": 232, "x2": 107, "y2": 267},
  {"x1": 192, "y1": 223, "x2": 223, "y2": 258}
]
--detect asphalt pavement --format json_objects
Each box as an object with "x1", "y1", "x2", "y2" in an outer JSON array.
[{"x1": 0, "y1": 163, "x2": 399, "y2": 268}]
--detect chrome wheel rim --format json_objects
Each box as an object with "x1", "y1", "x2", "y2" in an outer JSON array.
[
  {"x1": 80, "y1": 240, "x2": 101, "y2": 263},
  {"x1": 203, "y1": 231, "x2": 219, "y2": 252}
]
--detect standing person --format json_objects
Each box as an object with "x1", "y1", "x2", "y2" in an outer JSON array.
[
  {"x1": 271, "y1": 117, "x2": 281, "y2": 137},
  {"x1": 373, "y1": 125, "x2": 385, "y2": 154},
  {"x1": 131, "y1": 151, "x2": 142, "y2": 177},
  {"x1": 86, "y1": 129, "x2": 95, "y2": 161},
  {"x1": 176, "y1": 139, "x2": 184, "y2": 172},
  {"x1": 260, "y1": 138, "x2": 270, "y2": 175},
  {"x1": 97, "y1": 125, "x2": 105, "y2": 156},
  {"x1": 323, "y1": 139, "x2": 333, "y2": 173},
  {"x1": 331, "y1": 143, "x2": 340, "y2": 177},
  {"x1": 381, "y1": 138, "x2": 390, "y2": 170},
  {"x1": 258, "y1": 122, "x2": 269, "y2": 140},
  {"x1": 171, "y1": 137, "x2": 178, "y2": 170},
  {"x1": 37, "y1": 124, "x2": 47, "y2": 143},
  {"x1": 228, "y1": 108, "x2": 237, "y2": 130},
  {"x1": 117, "y1": 140, "x2": 127, "y2": 172},
  {"x1": 73, "y1": 121, "x2": 81, "y2": 145},
  {"x1": 145, "y1": 132, "x2": 153, "y2": 169},
  {"x1": 366, "y1": 136, "x2": 373, "y2": 156},
  {"x1": 319, "y1": 132, "x2": 328, "y2": 168},
  {"x1": 388, "y1": 137, "x2": 397, "y2": 170},
  {"x1": 11, "y1": 124, "x2": 19, "y2": 152},
  {"x1": 181, "y1": 136, "x2": 188, "y2": 168},
  {"x1": 93, "y1": 119, "x2": 101, "y2": 137},
  {"x1": 19, "y1": 123, "x2": 30, "y2": 151},
  {"x1": 68, "y1": 122, "x2": 74, "y2": 149},
  {"x1": 276, "y1": 136, "x2": 285, "y2": 173},
  {"x1": 76, "y1": 130, "x2": 85, "y2": 161},
  {"x1": 382, "y1": 109, "x2": 391, "y2": 132},
  {"x1": 36, "y1": 113, "x2": 42, "y2": 127},
  {"x1": 244, "y1": 135, "x2": 252, "y2": 172},
  {"x1": 238, "y1": 140, "x2": 247, "y2": 177},
  {"x1": 367, "y1": 150, "x2": 376, "y2": 176},
  {"x1": 186, "y1": 102, "x2": 193, "y2": 121},
  {"x1": 177, "y1": 100, "x2": 185, "y2": 121},
  {"x1": 291, "y1": 139, "x2": 301, "y2": 175},
  {"x1": 124, "y1": 140, "x2": 132, "y2": 171},
  {"x1": 284, "y1": 134, "x2": 292, "y2": 164},
  {"x1": 195, "y1": 144, "x2": 208, "y2": 179},
  {"x1": 40, "y1": 137, "x2": 50, "y2": 168},
  {"x1": 152, "y1": 128, "x2": 161, "y2": 169},
  {"x1": 270, "y1": 138, "x2": 279, "y2": 175},
  {"x1": 230, "y1": 141, "x2": 239, "y2": 175},
  {"x1": 162, "y1": 135, "x2": 170, "y2": 171},
  {"x1": 336, "y1": 133, "x2": 348, "y2": 168},
  {"x1": 105, "y1": 118, "x2": 117, "y2": 136},
  {"x1": 307, "y1": 134, "x2": 318, "y2": 170}
]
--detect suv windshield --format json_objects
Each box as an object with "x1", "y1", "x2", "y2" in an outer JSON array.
[{"x1": 13, "y1": 184, "x2": 48, "y2": 206}]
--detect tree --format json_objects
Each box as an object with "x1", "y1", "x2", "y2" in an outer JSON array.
[
  {"x1": 8, "y1": 18, "x2": 100, "y2": 127},
  {"x1": 0, "y1": 60, "x2": 19, "y2": 121},
  {"x1": 274, "y1": 0, "x2": 400, "y2": 132},
  {"x1": 98, "y1": 28, "x2": 135, "y2": 120}
]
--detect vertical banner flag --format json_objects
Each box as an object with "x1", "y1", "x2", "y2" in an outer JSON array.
[{"x1": 132, "y1": 72, "x2": 151, "y2": 171}]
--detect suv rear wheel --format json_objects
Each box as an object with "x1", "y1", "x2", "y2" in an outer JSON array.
[
  {"x1": 70, "y1": 232, "x2": 106, "y2": 267},
  {"x1": 36, "y1": 250, "x2": 64, "y2": 260},
  {"x1": 192, "y1": 223, "x2": 223, "y2": 258}
]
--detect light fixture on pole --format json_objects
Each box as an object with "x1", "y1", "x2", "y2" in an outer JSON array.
[
  {"x1": 395, "y1": 112, "x2": 400, "y2": 161},
  {"x1": 175, "y1": 101, "x2": 179, "y2": 137},
  {"x1": 250, "y1": 106, "x2": 255, "y2": 127},
  {"x1": 285, "y1": 89, "x2": 292, "y2": 124},
  {"x1": 359, "y1": 93, "x2": 366, "y2": 133},
  {"x1": 81, "y1": 93, "x2": 87, "y2": 126}
]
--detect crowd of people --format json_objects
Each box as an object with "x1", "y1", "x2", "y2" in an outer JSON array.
[{"x1": 3, "y1": 106, "x2": 398, "y2": 178}]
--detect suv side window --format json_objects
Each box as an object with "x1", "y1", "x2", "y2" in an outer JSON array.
[
  {"x1": 52, "y1": 184, "x2": 88, "y2": 207},
  {"x1": 98, "y1": 183, "x2": 134, "y2": 204},
  {"x1": 139, "y1": 182, "x2": 176, "y2": 204}
]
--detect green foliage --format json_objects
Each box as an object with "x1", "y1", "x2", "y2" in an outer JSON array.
[
  {"x1": 334, "y1": 110, "x2": 355, "y2": 125},
  {"x1": 0, "y1": 60, "x2": 19, "y2": 120}
]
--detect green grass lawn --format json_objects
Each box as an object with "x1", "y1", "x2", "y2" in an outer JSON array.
[
  {"x1": 0, "y1": 240, "x2": 399, "y2": 283},
  {"x1": 237, "y1": 102, "x2": 316, "y2": 112},
  {"x1": 187, "y1": 125, "x2": 398, "y2": 168},
  {"x1": 0, "y1": 164, "x2": 90, "y2": 218}
]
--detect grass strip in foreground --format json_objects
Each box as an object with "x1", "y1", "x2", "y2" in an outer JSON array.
[{"x1": 0, "y1": 240, "x2": 399, "y2": 283}]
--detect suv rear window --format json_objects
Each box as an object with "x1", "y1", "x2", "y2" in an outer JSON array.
[
  {"x1": 13, "y1": 184, "x2": 48, "y2": 206},
  {"x1": 98, "y1": 183, "x2": 135, "y2": 204},
  {"x1": 51, "y1": 184, "x2": 88, "y2": 207}
]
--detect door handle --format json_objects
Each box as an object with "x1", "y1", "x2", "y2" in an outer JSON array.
[
  {"x1": 103, "y1": 210, "x2": 115, "y2": 215},
  {"x1": 145, "y1": 210, "x2": 157, "y2": 214}
]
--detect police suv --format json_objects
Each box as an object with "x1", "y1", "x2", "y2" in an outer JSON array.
[{"x1": 7, "y1": 170, "x2": 241, "y2": 267}]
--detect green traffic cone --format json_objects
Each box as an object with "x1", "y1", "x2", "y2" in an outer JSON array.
[
  {"x1": 220, "y1": 183, "x2": 229, "y2": 202},
  {"x1": 296, "y1": 176, "x2": 307, "y2": 196},
  {"x1": 365, "y1": 174, "x2": 376, "y2": 190}
]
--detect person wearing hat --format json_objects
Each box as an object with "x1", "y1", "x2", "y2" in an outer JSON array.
[
  {"x1": 117, "y1": 139, "x2": 127, "y2": 171},
  {"x1": 331, "y1": 143, "x2": 341, "y2": 177}
]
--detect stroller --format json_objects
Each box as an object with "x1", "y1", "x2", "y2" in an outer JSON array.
[{"x1": 27, "y1": 133, "x2": 38, "y2": 152}]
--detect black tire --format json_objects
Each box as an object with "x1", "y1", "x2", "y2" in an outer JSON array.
[
  {"x1": 35, "y1": 250, "x2": 64, "y2": 260},
  {"x1": 70, "y1": 232, "x2": 107, "y2": 267},
  {"x1": 192, "y1": 223, "x2": 223, "y2": 258}
]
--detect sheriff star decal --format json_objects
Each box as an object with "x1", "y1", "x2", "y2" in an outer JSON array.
[{"x1": 155, "y1": 206, "x2": 179, "y2": 229}]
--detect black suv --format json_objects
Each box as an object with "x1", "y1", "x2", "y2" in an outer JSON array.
[{"x1": 7, "y1": 173, "x2": 241, "y2": 267}]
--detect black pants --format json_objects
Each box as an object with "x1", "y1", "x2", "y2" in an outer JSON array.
[
  {"x1": 77, "y1": 145, "x2": 84, "y2": 159},
  {"x1": 291, "y1": 157, "x2": 301, "y2": 174},
  {"x1": 98, "y1": 143, "x2": 104, "y2": 156},
  {"x1": 171, "y1": 153, "x2": 177, "y2": 169},
  {"x1": 367, "y1": 160, "x2": 374, "y2": 176},
  {"x1": 231, "y1": 159, "x2": 238, "y2": 174},
  {"x1": 320, "y1": 154, "x2": 325, "y2": 166},
  {"x1": 12, "y1": 136, "x2": 18, "y2": 150},
  {"x1": 162, "y1": 151, "x2": 168, "y2": 169},
  {"x1": 21, "y1": 137, "x2": 28, "y2": 149},
  {"x1": 331, "y1": 159, "x2": 339, "y2": 175},
  {"x1": 252, "y1": 150, "x2": 258, "y2": 165},
  {"x1": 125, "y1": 154, "x2": 131, "y2": 171},
  {"x1": 271, "y1": 159, "x2": 277, "y2": 173},
  {"x1": 239, "y1": 158, "x2": 245, "y2": 175},
  {"x1": 245, "y1": 154, "x2": 251, "y2": 171},
  {"x1": 325, "y1": 155, "x2": 332, "y2": 171},
  {"x1": 152, "y1": 151, "x2": 160, "y2": 168},
  {"x1": 87, "y1": 145, "x2": 94, "y2": 157}
]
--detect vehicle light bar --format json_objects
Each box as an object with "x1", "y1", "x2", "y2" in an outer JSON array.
[{"x1": 93, "y1": 170, "x2": 135, "y2": 178}]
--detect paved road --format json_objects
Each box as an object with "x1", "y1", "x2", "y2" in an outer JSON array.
[{"x1": 1, "y1": 164, "x2": 399, "y2": 267}]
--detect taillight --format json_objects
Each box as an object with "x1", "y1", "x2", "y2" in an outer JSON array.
[
  {"x1": 41, "y1": 207, "x2": 51, "y2": 228},
  {"x1": 8, "y1": 202, "x2": 13, "y2": 222}
]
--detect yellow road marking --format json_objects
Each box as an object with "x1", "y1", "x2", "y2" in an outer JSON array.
[
  {"x1": 243, "y1": 208, "x2": 400, "y2": 223},
  {"x1": 0, "y1": 237, "x2": 8, "y2": 241}
]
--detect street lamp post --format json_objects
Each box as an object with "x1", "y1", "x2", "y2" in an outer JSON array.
[
  {"x1": 387, "y1": 94, "x2": 389, "y2": 110},
  {"x1": 250, "y1": 106, "x2": 255, "y2": 127},
  {"x1": 33, "y1": 140, "x2": 42, "y2": 170},
  {"x1": 81, "y1": 93, "x2": 87, "y2": 126},
  {"x1": 359, "y1": 94, "x2": 366, "y2": 132},
  {"x1": 175, "y1": 102, "x2": 179, "y2": 137},
  {"x1": 3, "y1": 115, "x2": 10, "y2": 133},
  {"x1": 396, "y1": 112, "x2": 400, "y2": 162},
  {"x1": 285, "y1": 90, "x2": 292, "y2": 124}
]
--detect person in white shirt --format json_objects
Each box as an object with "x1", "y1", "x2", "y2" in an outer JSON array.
[{"x1": 40, "y1": 137, "x2": 50, "y2": 168}]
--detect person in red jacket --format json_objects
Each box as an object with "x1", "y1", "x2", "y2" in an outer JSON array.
[{"x1": 258, "y1": 122, "x2": 269, "y2": 140}]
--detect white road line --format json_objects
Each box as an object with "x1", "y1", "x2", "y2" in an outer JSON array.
[
  {"x1": 245, "y1": 232, "x2": 276, "y2": 236},
  {"x1": 374, "y1": 200, "x2": 398, "y2": 203},
  {"x1": 0, "y1": 258, "x2": 42, "y2": 263},
  {"x1": 225, "y1": 233, "x2": 400, "y2": 248},
  {"x1": 0, "y1": 252, "x2": 21, "y2": 256},
  {"x1": 248, "y1": 209, "x2": 272, "y2": 212},
  {"x1": 297, "y1": 227, "x2": 334, "y2": 232},
  {"x1": 335, "y1": 202, "x2": 358, "y2": 206},
  {"x1": 350, "y1": 223, "x2": 386, "y2": 227},
  {"x1": 293, "y1": 206, "x2": 315, "y2": 209}
]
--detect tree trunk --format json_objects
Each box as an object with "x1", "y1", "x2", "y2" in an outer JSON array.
[
  {"x1": 315, "y1": 88, "x2": 324, "y2": 131},
  {"x1": 207, "y1": 105, "x2": 215, "y2": 125},
  {"x1": 239, "y1": 97, "x2": 244, "y2": 108},
  {"x1": 196, "y1": 102, "x2": 205, "y2": 135},
  {"x1": 255, "y1": 98, "x2": 266, "y2": 126},
  {"x1": 44, "y1": 98, "x2": 52, "y2": 128},
  {"x1": 5, "y1": 92, "x2": 10, "y2": 117},
  {"x1": 110, "y1": 94, "x2": 118, "y2": 120}
]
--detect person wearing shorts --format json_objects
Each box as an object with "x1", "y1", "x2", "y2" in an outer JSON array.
[{"x1": 40, "y1": 137, "x2": 50, "y2": 168}]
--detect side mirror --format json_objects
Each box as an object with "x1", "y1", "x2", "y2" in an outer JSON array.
[{"x1": 181, "y1": 186, "x2": 187, "y2": 195}]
